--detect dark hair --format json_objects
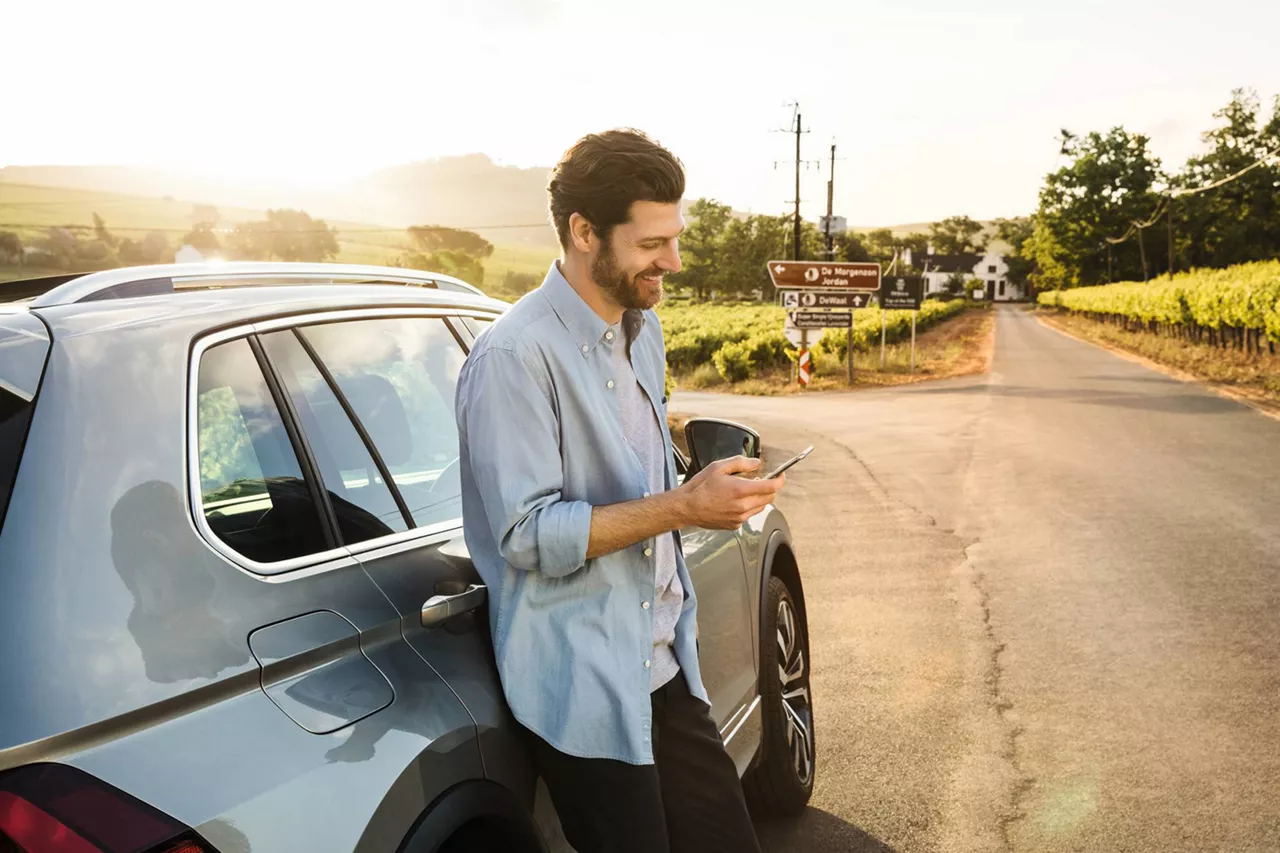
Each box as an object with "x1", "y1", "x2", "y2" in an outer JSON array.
[{"x1": 547, "y1": 129, "x2": 685, "y2": 249}]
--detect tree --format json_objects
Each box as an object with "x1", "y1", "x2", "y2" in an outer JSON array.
[
  {"x1": 1172, "y1": 89, "x2": 1280, "y2": 271},
  {"x1": 832, "y1": 231, "x2": 872, "y2": 262},
  {"x1": 182, "y1": 222, "x2": 222, "y2": 251},
  {"x1": 1030, "y1": 127, "x2": 1164, "y2": 288},
  {"x1": 396, "y1": 224, "x2": 493, "y2": 286},
  {"x1": 407, "y1": 225, "x2": 494, "y2": 259},
  {"x1": 994, "y1": 216, "x2": 1037, "y2": 286},
  {"x1": 717, "y1": 214, "x2": 794, "y2": 299},
  {"x1": 92, "y1": 213, "x2": 119, "y2": 249},
  {"x1": 898, "y1": 232, "x2": 930, "y2": 262},
  {"x1": 668, "y1": 198, "x2": 732, "y2": 300},
  {"x1": 229, "y1": 209, "x2": 339, "y2": 262},
  {"x1": 929, "y1": 215, "x2": 987, "y2": 254},
  {"x1": 118, "y1": 231, "x2": 171, "y2": 264},
  {"x1": 0, "y1": 231, "x2": 23, "y2": 265}
]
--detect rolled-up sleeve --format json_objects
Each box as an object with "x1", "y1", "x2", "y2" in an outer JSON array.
[{"x1": 457, "y1": 346, "x2": 592, "y2": 577}]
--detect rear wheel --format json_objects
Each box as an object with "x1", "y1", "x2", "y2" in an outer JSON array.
[{"x1": 743, "y1": 574, "x2": 815, "y2": 816}]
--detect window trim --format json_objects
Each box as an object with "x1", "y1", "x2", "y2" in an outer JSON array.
[{"x1": 188, "y1": 306, "x2": 486, "y2": 576}]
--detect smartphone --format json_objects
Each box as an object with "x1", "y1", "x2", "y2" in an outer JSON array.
[{"x1": 764, "y1": 445, "x2": 814, "y2": 480}]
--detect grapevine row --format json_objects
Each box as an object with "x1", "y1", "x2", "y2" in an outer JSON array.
[{"x1": 1037, "y1": 260, "x2": 1280, "y2": 353}]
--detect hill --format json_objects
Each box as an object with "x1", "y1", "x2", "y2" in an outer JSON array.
[
  {"x1": 0, "y1": 182, "x2": 555, "y2": 294},
  {"x1": 0, "y1": 155, "x2": 557, "y2": 249}
]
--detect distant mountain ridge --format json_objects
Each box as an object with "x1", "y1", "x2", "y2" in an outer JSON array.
[{"x1": 1, "y1": 156, "x2": 558, "y2": 247}]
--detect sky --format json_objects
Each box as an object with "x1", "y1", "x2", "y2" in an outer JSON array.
[{"x1": 4, "y1": 0, "x2": 1279, "y2": 226}]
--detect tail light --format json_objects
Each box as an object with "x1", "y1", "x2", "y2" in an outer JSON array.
[{"x1": 0, "y1": 764, "x2": 217, "y2": 853}]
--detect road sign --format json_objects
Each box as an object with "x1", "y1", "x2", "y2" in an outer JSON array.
[
  {"x1": 768, "y1": 261, "x2": 881, "y2": 291},
  {"x1": 797, "y1": 349, "x2": 811, "y2": 386},
  {"x1": 879, "y1": 276, "x2": 923, "y2": 311},
  {"x1": 780, "y1": 290, "x2": 874, "y2": 310},
  {"x1": 818, "y1": 215, "x2": 847, "y2": 235},
  {"x1": 787, "y1": 310, "x2": 853, "y2": 329}
]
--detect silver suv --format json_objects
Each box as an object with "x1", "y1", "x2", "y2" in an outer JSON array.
[{"x1": 0, "y1": 263, "x2": 814, "y2": 853}]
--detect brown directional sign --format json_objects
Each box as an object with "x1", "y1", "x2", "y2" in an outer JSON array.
[
  {"x1": 767, "y1": 260, "x2": 881, "y2": 291},
  {"x1": 780, "y1": 290, "x2": 874, "y2": 310}
]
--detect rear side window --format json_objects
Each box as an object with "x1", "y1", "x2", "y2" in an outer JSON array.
[
  {"x1": 299, "y1": 318, "x2": 466, "y2": 530},
  {"x1": 0, "y1": 314, "x2": 51, "y2": 536},
  {"x1": 259, "y1": 329, "x2": 410, "y2": 545},
  {"x1": 196, "y1": 337, "x2": 331, "y2": 565}
]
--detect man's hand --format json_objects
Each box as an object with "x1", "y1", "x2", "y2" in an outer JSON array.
[{"x1": 676, "y1": 456, "x2": 785, "y2": 530}]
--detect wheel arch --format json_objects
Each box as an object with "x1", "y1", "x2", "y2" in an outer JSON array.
[
  {"x1": 396, "y1": 779, "x2": 548, "y2": 853},
  {"x1": 760, "y1": 527, "x2": 808, "y2": 655}
]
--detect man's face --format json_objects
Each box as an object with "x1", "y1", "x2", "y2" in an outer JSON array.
[{"x1": 591, "y1": 201, "x2": 684, "y2": 311}]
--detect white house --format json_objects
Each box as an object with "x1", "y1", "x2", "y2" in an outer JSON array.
[{"x1": 906, "y1": 248, "x2": 1027, "y2": 302}]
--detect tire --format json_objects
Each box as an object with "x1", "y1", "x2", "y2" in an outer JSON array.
[{"x1": 743, "y1": 574, "x2": 815, "y2": 816}]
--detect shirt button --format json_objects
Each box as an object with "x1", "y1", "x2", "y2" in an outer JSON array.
[
  {"x1": 642, "y1": 601, "x2": 650, "y2": 610},
  {"x1": 581, "y1": 344, "x2": 589, "y2": 353},
  {"x1": 644, "y1": 547, "x2": 653, "y2": 557},
  {"x1": 606, "y1": 331, "x2": 614, "y2": 340},
  {"x1": 607, "y1": 380, "x2": 615, "y2": 389},
  {"x1": 644, "y1": 660, "x2": 651, "y2": 669}
]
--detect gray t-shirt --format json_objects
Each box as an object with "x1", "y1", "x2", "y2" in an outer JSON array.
[{"x1": 610, "y1": 324, "x2": 682, "y2": 692}]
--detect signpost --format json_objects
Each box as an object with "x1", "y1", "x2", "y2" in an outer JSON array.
[
  {"x1": 770, "y1": 261, "x2": 883, "y2": 388},
  {"x1": 877, "y1": 276, "x2": 925, "y2": 371}
]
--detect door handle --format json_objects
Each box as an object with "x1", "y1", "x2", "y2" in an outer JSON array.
[{"x1": 421, "y1": 584, "x2": 487, "y2": 629}]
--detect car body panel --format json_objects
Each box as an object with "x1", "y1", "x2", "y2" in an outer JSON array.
[{"x1": 0, "y1": 264, "x2": 804, "y2": 851}]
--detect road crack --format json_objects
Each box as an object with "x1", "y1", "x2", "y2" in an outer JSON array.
[{"x1": 963, "y1": 539, "x2": 1034, "y2": 852}]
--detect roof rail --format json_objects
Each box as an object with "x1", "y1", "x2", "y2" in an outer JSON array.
[
  {"x1": 27, "y1": 262, "x2": 485, "y2": 308},
  {"x1": 0, "y1": 273, "x2": 89, "y2": 304}
]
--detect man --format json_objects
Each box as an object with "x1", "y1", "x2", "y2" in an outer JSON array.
[{"x1": 455, "y1": 129, "x2": 785, "y2": 853}]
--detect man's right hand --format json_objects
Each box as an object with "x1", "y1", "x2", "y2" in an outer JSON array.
[{"x1": 677, "y1": 456, "x2": 786, "y2": 530}]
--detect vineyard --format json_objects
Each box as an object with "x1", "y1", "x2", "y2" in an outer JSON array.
[
  {"x1": 1037, "y1": 260, "x2": 1280, "y2": 354},
  {"x1": 657, "y1": 298, "x2": 969, "y2": 382}
]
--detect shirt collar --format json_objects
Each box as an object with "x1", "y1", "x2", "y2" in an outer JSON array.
[{"x1": 540, "y1": 262, "x2": 646, "y2": 356}]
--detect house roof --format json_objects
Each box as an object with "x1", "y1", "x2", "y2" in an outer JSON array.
[{"x1": 917, "y1": 253, "x2": 983, "y2": 274}]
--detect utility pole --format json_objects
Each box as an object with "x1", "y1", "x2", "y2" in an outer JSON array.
[
  {"x1": 824, "y1": 142, "x2": 836, "y2": 259},
  {"x1": 1167, "y1": 200, "x2": 1175, "y2": 280},
  {"x1": 793, "y1": 109, "x2": 803, "y2": 261}
]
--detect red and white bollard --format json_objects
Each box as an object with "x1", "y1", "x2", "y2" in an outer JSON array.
[{"x1": 797, "y1": 348, "x2": 811, "y2": 387}]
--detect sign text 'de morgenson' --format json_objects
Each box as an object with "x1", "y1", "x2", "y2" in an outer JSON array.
[
  {"x1": 768, "y1": 261, "x2": 882, "y2": 291},
  {"x1": 787, "y1": 311, "x2": 853, "y2": 329},
  {"x1": 878, "y1": 276, "x2": 924, "y2": 311}
]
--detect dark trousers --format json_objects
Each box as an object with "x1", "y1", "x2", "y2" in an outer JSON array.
[{"x1": 528, "y1": 673, "x2": 762, "y2": 853}]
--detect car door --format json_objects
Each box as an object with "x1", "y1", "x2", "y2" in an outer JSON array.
[
  {"x1": 158, "y1": 327, "x2": 486, "y2": 852},
  {"x1": 277, "y1": 311, "x2": 535, "y2": 801},
  {"x1": 671, "y1": 450, "x2": 759, "y2": 734}
]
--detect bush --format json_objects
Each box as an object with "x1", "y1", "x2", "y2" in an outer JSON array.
[{"x1": 713, "y1": 339, "x2": 754, "y2": 382}]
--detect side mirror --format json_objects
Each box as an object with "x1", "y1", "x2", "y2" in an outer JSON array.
[{"x1": 684, "y1": 418, "x2": 761, "y2": 477}]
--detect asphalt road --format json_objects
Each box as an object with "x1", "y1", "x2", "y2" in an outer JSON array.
[{"x1": 674, "y1": 305, "x2": 1280, "y2": 853}]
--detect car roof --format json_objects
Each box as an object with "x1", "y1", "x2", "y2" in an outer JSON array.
[{"x1": 8, "y1": 262, "x2": 510, "y2": 339}]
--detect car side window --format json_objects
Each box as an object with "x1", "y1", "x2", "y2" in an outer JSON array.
[
  {"x1": 459, "y1": 316, "x2": 494, "y2": 341},
  {"x1": 298, "y1": 318, "x2": 466, "y2": 530},
  {"x1": 196, "y1": 338, "x2": 331, "y2": 564},
  {"x1": 259, "y1": 329, "x2": 410, "y2": 545}
]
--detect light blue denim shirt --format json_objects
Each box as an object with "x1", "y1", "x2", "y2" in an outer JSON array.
[{"x1": 455, "y1": 263, "x2": 708, "y2": 764}]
